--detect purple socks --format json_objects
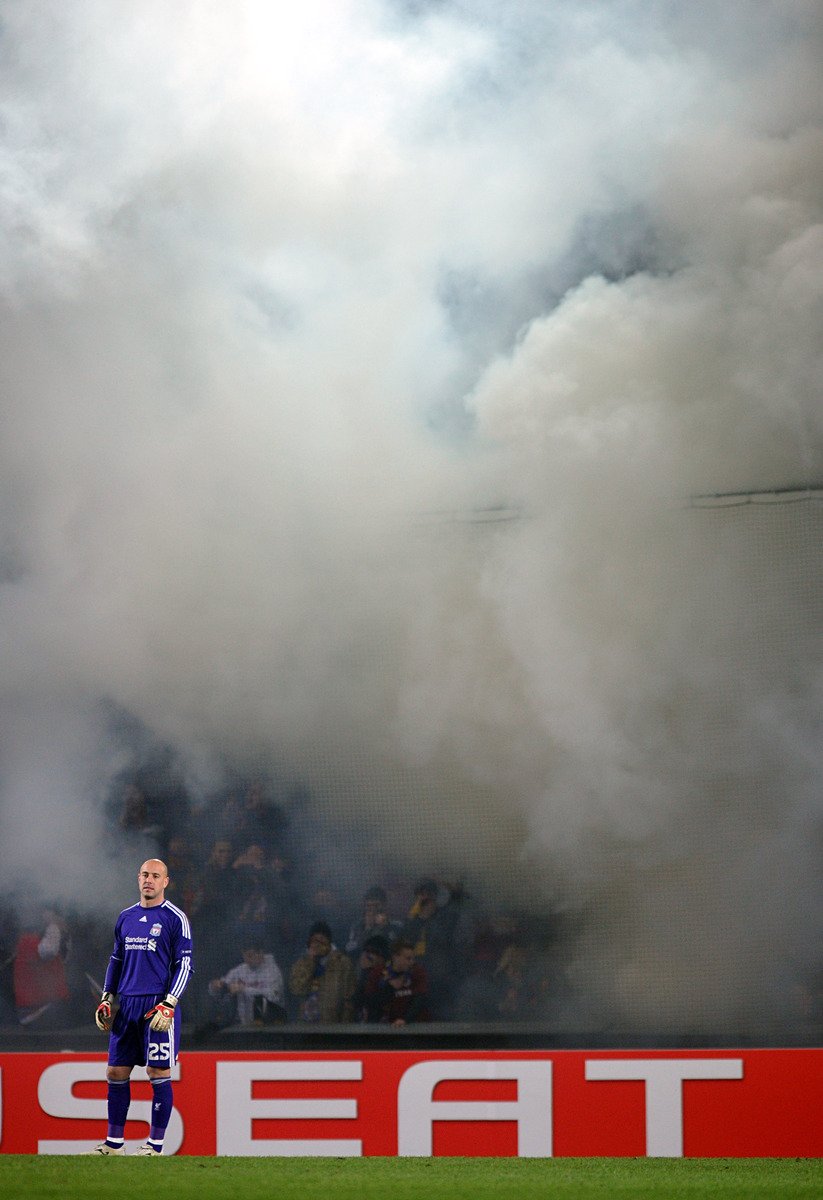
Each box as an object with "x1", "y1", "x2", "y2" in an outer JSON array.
[
  {"x1": 148, "y1": 1076, "x2": 173, "y2": 1149},
  {"x1": 105, "y1": 1078, "x2": 130, "y2": 1147}
]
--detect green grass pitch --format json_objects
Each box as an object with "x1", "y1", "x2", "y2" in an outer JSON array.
[{"x1": 1, "y1": 1157, "x2": 822, "y2": 1200}]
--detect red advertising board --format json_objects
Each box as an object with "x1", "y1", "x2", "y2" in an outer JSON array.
[{"x1": 0, "y1": 1049, "x2": 821, "y2": 1157}]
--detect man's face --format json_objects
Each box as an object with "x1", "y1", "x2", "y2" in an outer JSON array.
[
  {"x1": 138, "y1": 861, "x2": 168, "y2": 905},
  {"x1": 244, "y1": 844, "x2": 265, "y2": 869},
  {"x1": 167, "y1": 838, "x2": 187, "y2": 866},
  {"x1": 212, "y1": 840, "x2": 232, "y2": 868},
  {"x1": 415, "y1": 892, "x2": 436, "y2": 918},
  {"x1": 363, "y1": 899, "x2": 386, "y2": 924},
  {"x1": 245, "y1": 783, "x2": 264, "y2": 809},
  {"x1": 308, "y1": 933, "x2": 331, "y2": 957},
  {"x1": 392, "y1": 947, "x2": 415, "y2": 973},
  {"x1": 243, "y1": 948, "x2": 264, "y2": 968}
]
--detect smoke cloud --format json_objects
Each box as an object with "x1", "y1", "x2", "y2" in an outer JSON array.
[{"x1": 1, "y1": 0, "x2": 821, "y2": 1035}]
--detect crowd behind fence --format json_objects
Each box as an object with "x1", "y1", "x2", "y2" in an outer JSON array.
[
  {"x1": 4, "y1": 774, "x2": 822, "y2": 1045},
  {"x1": 0, "y1": 776, "x2": 567, "y2": 1035}
]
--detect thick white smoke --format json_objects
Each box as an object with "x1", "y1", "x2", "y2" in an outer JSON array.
[{"x1": 1, "y1": 0, "x2": 821, "y2": 1034}]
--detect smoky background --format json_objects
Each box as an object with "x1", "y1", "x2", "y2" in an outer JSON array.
[{"x1": 0, "y1": 0, "x2": 821, "y2": 1040}]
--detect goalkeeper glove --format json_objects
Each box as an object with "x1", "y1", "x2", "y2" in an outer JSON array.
[
  {"x1": 95, "y1": 992, "x2": 114, "y2": 1032},
  {"x1": 144, "y1": 995, "x2": 177, "y2": 1031}
]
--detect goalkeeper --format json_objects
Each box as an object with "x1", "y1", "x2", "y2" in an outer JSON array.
[{"x1": 88, "y1": 858, "x2": 194, "y2": 1157}]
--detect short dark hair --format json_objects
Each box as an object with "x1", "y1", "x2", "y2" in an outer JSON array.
[
  {"x1": 414, "y1": 878, "x2": 438, "y2": 899},
  {"x1": 363, "y1": 886, "x2": 387, "y2": 904},
  {"x1": 362, "y1": 935, "x2": 390, "y2": 959},
  {"x1": 308, "y1": 920, "x2": 332, "y2": 944}
]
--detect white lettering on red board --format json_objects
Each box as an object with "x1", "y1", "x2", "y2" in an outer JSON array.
[
  {"x1": 396, "y1": 1059, "x2": 553, "y2": 1156},
  {"x1": 14, "y1": 1054, "x2": 749, "y2": 1157},
  {"x1": 216, "y1": 1060, "x2": 363, "y2": 1156},
  {"x1": 585, "y1": 1058, "x2": 744, "y2": 1156}
]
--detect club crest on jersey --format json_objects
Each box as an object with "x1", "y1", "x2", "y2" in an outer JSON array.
[{"x1": 150, "y1": 923, "x2": 162, "y2": 936}]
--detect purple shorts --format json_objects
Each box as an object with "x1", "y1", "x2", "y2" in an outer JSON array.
[{"x1": 107, "y1": 993, "x2": 181, "y2": 1069}]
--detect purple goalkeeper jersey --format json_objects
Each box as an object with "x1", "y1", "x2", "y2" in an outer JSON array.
[{"x1": 104, "y1": 900, "x2": 193, "y2": 1002}]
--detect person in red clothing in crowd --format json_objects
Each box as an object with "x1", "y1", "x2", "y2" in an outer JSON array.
[
  {"x1": 362, "y1": 938, "x2": 431, "y2": 1026},
  {"x1": 13, "y1": 904, "x2": 71, "y2": 1028},
  {"x1": 352, "y1": 934, "x2": 390, "y2": 1023}
]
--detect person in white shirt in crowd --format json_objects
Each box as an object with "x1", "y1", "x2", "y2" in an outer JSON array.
[{"x1": 208, "y1": 940, "x2": 285, "y2": 1025}]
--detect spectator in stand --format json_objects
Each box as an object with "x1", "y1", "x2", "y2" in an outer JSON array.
[
  {"x1": 191, "y1": 838, "x2": 235, "y2": 919},
  {"x1": 234, "y1": 781, "x2": 286, "y2": 853},
  {"x1": 352, "y1": 934, "x2": 390, "y2": 1023},
  {"x1": 232, "y1": 844, "x2": 277, "y2": 950},
  {"x1": 454, "y1": 910, "x2": 524, "y2": 1020},
  {"x1": 210, "y1": 837, "x2": 234, "y2": 869},
  {"x1": 301, "y1": 877, "x2": 346, "y2": 949},
  {"x1": 163, "y1": 836, "x2": 200, "y2": 914},
  {"x1": 118, "y1": 783, "x2": 156, "y2": 835},
  {"x1": 212, "y1": 791, "x2": 246, "y2": 844},
  {"x1": 493, "y1": 942, "x2": 552, "y2": 1021},
  {"x1": 13, "y1": 904, "x2": 72, "y2": 1028},
  {"x1": 362, "y1": 938, "x2": 431, "y2": 1026},
  {"x1": 233, "y1": 842, "x2": 270, "y2": 880},
  {"x1": 401, "y1": 878, "x2": 467, "y2": 1019},
  {"x1": 188, "y1": 838, "x2": 237, "y2": 1021},
  {"x1": 113, "y1": 783, "x2": 161, "y2": 858},
  {"x1": 289, "y1": 921, "x2": 356, "y2": 1023},
  {"x1": 469, "y1": 912, "x2": 523, "y2": 973},
  {"x1": 208, "y1": 941, "x2": 286, "y2": 1026},
  {"x1": 267, "y1": 851, "x2": 299, "y2": 962},
  {"x1": 345, "y1": 887, "x2": 402, "y2": 961},
  {"x1": 191, "y1": 839, "x2": 237, "y2": 936},
  {"x1": 232, "y1": 842, "x2": 271, "y2": 882}
]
